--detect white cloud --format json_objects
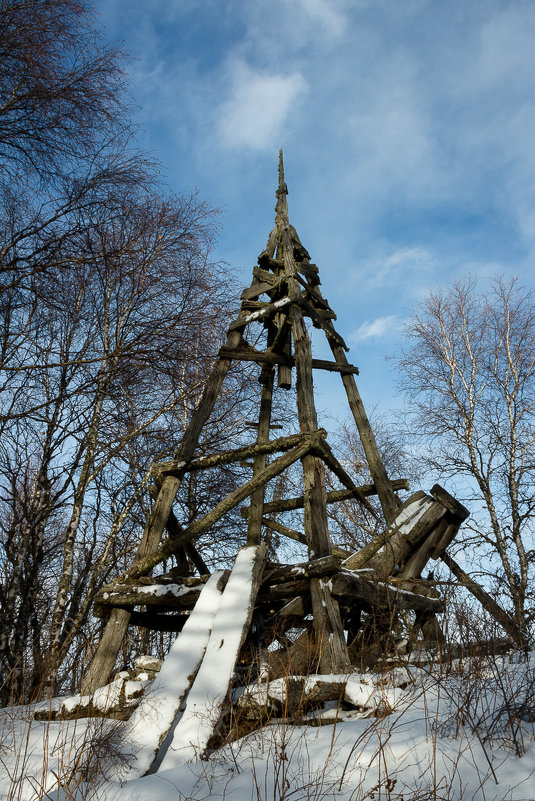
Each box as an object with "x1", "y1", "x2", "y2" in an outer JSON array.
[
  {"x1": 295, "y1": 0, "x2": 347, "y2": 37},
  {"x1": 350, "y1": 315, "x2": 398, "y2": 342},
  {"x1": 216, "y1": 61, "x2": 308, "y2": 152},
  {"x1": 367, "y1": 247, "x2": 436, "y2": 289}
]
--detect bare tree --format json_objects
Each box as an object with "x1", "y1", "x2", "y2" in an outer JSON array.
[{"x1": 399, "y1": 276, "x2": 535, "y2": 633}]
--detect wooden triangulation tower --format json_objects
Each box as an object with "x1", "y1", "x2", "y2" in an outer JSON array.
[{"x1": 82, "y1": 153, "x2": 478, "y2": 706}]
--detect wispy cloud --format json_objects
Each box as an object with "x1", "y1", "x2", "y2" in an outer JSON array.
[
  {"x1": 215, "y1": 61, "x2": 308, "y2": 152},
  {"x1": 350, "y1": 315, "x2": 398, "y2": 343},
  {"x1": 368, "y1": 247, "x2": 436, "y2": 288}
]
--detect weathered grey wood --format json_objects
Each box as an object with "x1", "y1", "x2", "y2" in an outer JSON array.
[
  {"x1": 275, "y1": 152, "x2": 350, "y2": 673},
  {"x1": 331, "y1": 342, "x2": 401, "y2": 524},
  {"x1": 219, "y1": 345, "x2": 359, "y2": 375},
  {"x1": 94, "y1": 584, "x2": 205, "y2": 611},
  {"x1": 83, "y1": 320, "x2": 251, "y2": 693},
  {"x1": 247, "y1": 365, "x2": 275, "y2": 545},
  {"x1": 159, "y1": 544, "x2": 268, "y2": 766},
  {"x1": 430, "y1": 484, "x2": 470, "y2": 522},
  {"x1": 154, "y1": 430, "x2": 316, "y2": 476},
  {"x1": 310, "y1": 577, "x2": 351, "y2": 673},
  {"x1": 341, "y1": 492, "x2": 428, "y2": 571},
  {"x1": 263, "y1": 555, "x2": 342, "y2": 584},
  {"x1": 241, "y1": 478, "x2": 410, "y2": 517},
  {"x1": 260, "y1": 517, "x2": 350, "y2": 559},
  {"x1": 121, "y1": 434, "x2": 323, "y2": 582},
  {"x1": 365, "y1": 498, "x2": 447, "y2": 575},
  {"x1": 329, "y1": 571, "x2": 443, "y2": 612},
  {"x1": 440, "y1": 553, "x2": 526, "y2": 646},
  {"x1": 313, "y1": 439, "x2": 377, "y2": 516}
]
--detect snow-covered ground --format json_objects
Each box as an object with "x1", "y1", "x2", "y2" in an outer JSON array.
[{"x1": 2, "y1": 654, "x2": 535, "y2": 801}]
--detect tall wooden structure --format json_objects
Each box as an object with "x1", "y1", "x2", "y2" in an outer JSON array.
[
  {"x1": 74, "y1": 156, "x2": 531, "y2": 774},
  {"x1": 82, "y1": 154, "x2": 477, "y2": 698}
]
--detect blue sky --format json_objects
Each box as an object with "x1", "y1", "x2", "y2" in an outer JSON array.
[{"x1": 93, "y1": 0, "x2": 535, "y2": 420}]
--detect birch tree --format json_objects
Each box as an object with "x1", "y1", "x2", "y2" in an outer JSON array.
[{"x1": 399, "y1": 276, "x2": 535, "y2": 633}]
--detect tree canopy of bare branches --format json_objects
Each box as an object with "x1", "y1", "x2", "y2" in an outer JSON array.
[{"x1": 399, "y1": 276, "x2": 535, "y2": 633}]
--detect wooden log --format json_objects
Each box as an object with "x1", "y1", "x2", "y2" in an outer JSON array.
[
  {"x1": 247, "y1": 365, "x2": 275, "y2": 545},
  {"x1": 330, "y1": 338, "x2": 401, "y2": 524},
  {"x1": 94, "y1": 584, "x2": 205, "y2": 611},
  {"x1": 153, "y1": 430, "x2": 315, "y2": 476},
  {"x1": 440, "y1": 553, "x2": 526, "y2": 646},
  {"x1": 257, "y1": 578, "x2": 310, "y2": 603},
  {"x1": 341, "y1": 491, "x2": 428, "y2": 571},
  {"x1": 329, "y1": 571, "x2": 443, "y2": 613},
  {"x1": 277, "y1": 324, "x2": 293, "y2": 389},
  {"x1": 397, "y1": 517, "x2": 458, "y2": 581},
  {"x1": 228, "y1": 297, "x2": 292, "y2": 330},
  {"x1": 121, "y1": 434, "x2": 324, "y2": 582},
  {"x1": 219, "y1": 345, "x2": 359, "y2": 375},
  {"x1": 313, "y1": 439, "x2": 377, "y2": 516},
  {"x1": 83, "y1": 319, "x2": 251, "y2": 694},
  {"x1": 241, "y1": 478, "x2": 410, "y2": 517},
  {"x1": 430, "y1": 484, "x2": 469, "y2": 522},
  {"x1": 364, "y1": 498, "x2": 447, "y2": 575},
  {"x1": 262, "y1": 555, "x2": 342, "y2": 585},
  {"x1": 310, "y1": 577, "x2": 352, "y2": 672},
  {"x1": 158, "y1": 544, "x2": 268, "y2": 766}
]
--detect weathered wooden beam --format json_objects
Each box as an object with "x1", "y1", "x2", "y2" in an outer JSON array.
[
  {"x1": 219, "y1": 345, "x2": 359, "y2": 376},
  {"x1": 153, "y1": 430, "x2": 319, "y2": 476},
  {"x1": 247, "y1": 364, "x2": 275, "y2": 545},
  {"x1": 241, "y1": 478, "x2": 410, "y2": 517},
  {"x1": 262, "y1": 555, "x2": 342, "y2": 585},
  {"x1": 94, "y1": 584, "x2": 205, "y2": 612},
  {"x1": 121, "y1": 433, "x2": 325, "y2": 582},
  {"x1": 364, "y1": 497, "x2": 447, "y2": 575},
  {"x1": 440, "y1": 553, "x2": 526, "y2": 647},
  {"x1": 313, "y1": 439, "x2": 377, "y2": 517},
  {"x1": 329, "y1": 572, "x2": 443, "y2": 613},
  {"x1": 228, "y1": 297, "x2": 292, "y2": 330},
  {"x1": 261, "y1": 516, "x2": 353, "y2": 560},
  {"x1": 430, "y1": 484, "x2": 470, "y2": 522},
  {"x1": 341, "y1": 491, "x2": 429, "y2": 571}
]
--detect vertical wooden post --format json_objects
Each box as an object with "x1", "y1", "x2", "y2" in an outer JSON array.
[
  {"x1": 247, "y1": 365, "x2": 275, "y2": 546},
  {"x1": 275, "y1": 152, "x2": 350, "y2": 673},
  {"x1": 329, "y1": 341, "x2": 400, "y2": 525}
]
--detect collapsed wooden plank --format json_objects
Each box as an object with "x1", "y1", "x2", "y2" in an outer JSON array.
[
  {"x1": 118, "y1": 571, "x2": 227, "y2": 781},
  {"x1": 158, "y1": 544, "x2": 268, "y2": 767},
  {"x1": 329, "y1": 571, "x2": 443, "y2": 613}
]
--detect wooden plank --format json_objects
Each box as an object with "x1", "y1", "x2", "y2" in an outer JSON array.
[
  {"x1": 228, "y1": 297, "x2": 292, "y2": 330},
  {"x1": 241, "y1": 478, "x2": 410, "y2": 517},
  {"x1": 430, "y1": 484, "x2": 470, "y2": 522},
  {"x1": 119, "y1": 572, "x2": 227, "y2": 780},
  {"x1": 313, "y1": 439, "x2": 377, "y2": 517},
  {"x1": 158, "y1": 544, "x2": 268, "y2": 766},
  {"x1": 364, "y1": 498, "x2": 447, "y2": 575},
  {"x1": 94, "y1": 583, "x2": 205, "y2": 611},
  {"x1": 154, "y1": 430, "x2": 317, "y2": 476},
  {"x1": 329, "y1": 571, "x2": 443, "y2": 613},
  {"x1": 330, "y1": 339, "x2": 401, "y2": 524},
  {"x1": 247, "y1": 365, "x2": 275, "y2": 545},
  {"x1": 341, "y1": 492, "x2": 430, "y2": 571},
  {"x1": 440, "y1": 553, "x2": 526, "y2": 646},
  {"x1": 262, "y1": 555, "x2": 342, "y2": 584},
  {"x1": 219, "y1": 346, "x2": 359, "y2": 375},
  {"x1": 310, "y1": 577, "x2": 351, "y2": 673},
  {"x1": 121, "y1": 434, "x2": 324, "y2": 582},
  {"x1": 260, "y1": 517, "x2": 350, "y2": 559}
]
